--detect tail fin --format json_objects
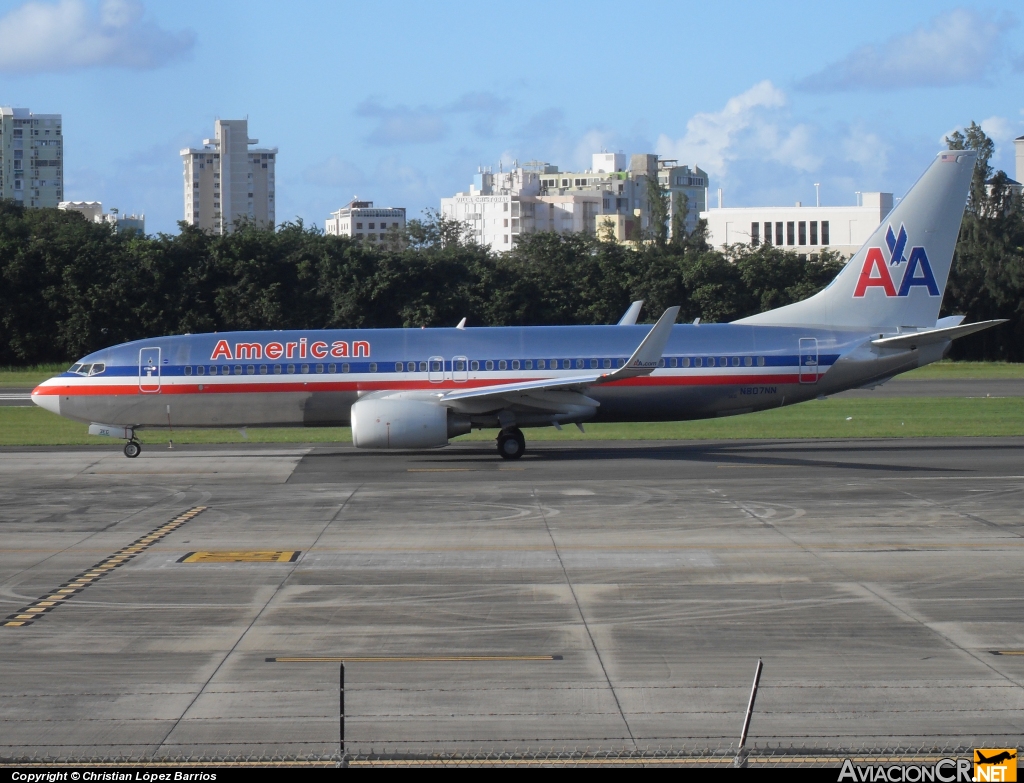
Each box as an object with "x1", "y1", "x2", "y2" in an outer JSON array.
[{"x1": 736, "y1": 150, "x2": 976, "y2": 329}]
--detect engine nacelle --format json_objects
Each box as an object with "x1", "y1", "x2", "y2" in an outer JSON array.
[{"x1": 351, "y1": 397, "x2": 459, "y2": 450}]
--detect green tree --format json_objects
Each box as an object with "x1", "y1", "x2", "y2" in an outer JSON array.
[{"x1": 646, "y1": 173, "x2": 670, "y2": 246}]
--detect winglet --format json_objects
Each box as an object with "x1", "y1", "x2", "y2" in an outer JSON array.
[
  {"x1": 456, "y1": 317, "x2": 467, "y2": 330},
  {"x1": 603, "y1": 306, "x2": 679, "y2": 381},
  {"x1": 617, "y1": 300, "x2": 643, "y2": 325}
]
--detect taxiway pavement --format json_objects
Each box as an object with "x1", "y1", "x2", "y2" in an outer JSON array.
[{"x1": 1, "y1": 438, "x2": 1022, "y2": 759}]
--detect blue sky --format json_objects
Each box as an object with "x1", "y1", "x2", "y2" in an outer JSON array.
[{"x1": 2, "y1": 0, "x2": 1023, "y2": 234}]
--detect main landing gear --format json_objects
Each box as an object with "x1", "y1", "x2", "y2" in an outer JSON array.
[
  {"x1": 123, "y1": 439, "x2": 142, "y2": 459},
  {"x1": 497, "y1": 427, "x2": 525, "y2": 460}
]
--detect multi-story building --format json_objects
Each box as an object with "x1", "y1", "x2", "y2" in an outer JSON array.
[
  {"x1": 0, "y1": 107, "x2": 63, "y2": 207},
  {"x1": 543, "y1": 153, "x2": 708, "y2": 239},
  {"x1": 440, "y1": 152, "x2": 708, "y2": 251},
  {"x1": 325, "y1": 199, "x2": 406, "y2": 241},
  {"x1": 59, "y1": 201, "x2": 145, "y2": 234},
  {"x1": 700, "y1": 192, "x2": 894, "y2": 258},
  {"x1": 180, "y1": 119, "x2": 276, "y2": 234}
]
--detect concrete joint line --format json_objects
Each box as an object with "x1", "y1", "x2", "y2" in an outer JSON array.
[
  {"x1": 153, "y1": 487, "x2": 361, "y2": 755},
  {"x1": 531, "y1": 487, "x2": 637, "y2": 749}
]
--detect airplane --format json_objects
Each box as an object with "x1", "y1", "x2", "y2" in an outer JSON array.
[
  {"x1": 32, "y1": 150, "x2": 1006, "y2": 460},
  {"x1": 975, "y1": 751, "x2": 1016, "y2": 765}
]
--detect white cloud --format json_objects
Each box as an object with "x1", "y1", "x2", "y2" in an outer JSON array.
[
  {"x1": 0, "y1": 0, "x2": 194, "y2": 73},
  {"x1": 980, "y1": 116, "x2": 1015, "y2": 143},
  {"x1": 799, "y1": 8, "x2": 1007, "y2": 92},
  {"x1": 655, "y1": 81, "x2": 820, "y2": 178}
]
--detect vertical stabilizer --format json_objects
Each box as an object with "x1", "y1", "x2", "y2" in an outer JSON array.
[{"x1": 735, "y1": 151, "x2": 976, "y2": 328}]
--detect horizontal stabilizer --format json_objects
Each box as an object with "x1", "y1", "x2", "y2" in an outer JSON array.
[{"x1": 870, "y1": 319, "x2": 1007, "y2": 349}]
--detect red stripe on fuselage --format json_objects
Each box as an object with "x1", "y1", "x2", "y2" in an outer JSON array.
[{"x1": 34, "y1": 372, "x2": 807, "y2": 397}]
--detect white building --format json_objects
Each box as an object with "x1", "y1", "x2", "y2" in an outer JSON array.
[
  {"x1": 59, "y1": 201, "x2": 145, "y2": 234},
  {"x1": 180, "y1": 119, "x2": 276, "y2": 234},
  {"x1": 441, "y1": 153, "x2": 708, "y2": 250},
  {"x1": 325, "y1": 200, "x2": 405, "y2": 241},
  {"x1": 700, "y1": 192, "x2": 894, "y2": 257},
  {"x1": 0, "y1": 107, "x2": 63, "y2": 208}
]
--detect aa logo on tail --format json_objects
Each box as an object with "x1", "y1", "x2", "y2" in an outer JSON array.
[{"x1": 853, "y1": 223, "x2": 940, "y2": 298}]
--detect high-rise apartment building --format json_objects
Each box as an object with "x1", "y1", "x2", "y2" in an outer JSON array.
[
  {"x1": 0, "y1": 107, "x2": 63, "y2": 207},
  {"x1": 180, "y1": 119, "x2": 276, "y2": 233}
]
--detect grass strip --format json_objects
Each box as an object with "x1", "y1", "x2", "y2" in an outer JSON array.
[{"x1": 2, "y1": 397, "x2": 1022, "y2": 447}]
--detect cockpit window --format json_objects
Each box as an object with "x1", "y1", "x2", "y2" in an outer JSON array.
[
  {"x1": 88, "y1": 363, "x2": 105, "y2": 375},
  {"x1": 77, "y1": 364, "x2": 92, "y2": 375},
  {"x1": 69, "y1": 364, "x2": 82, "y2": 373}
]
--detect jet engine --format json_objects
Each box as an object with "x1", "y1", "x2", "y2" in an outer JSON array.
[{"x1": 350, "y1": 396, "x2": 469, "y2": 449}]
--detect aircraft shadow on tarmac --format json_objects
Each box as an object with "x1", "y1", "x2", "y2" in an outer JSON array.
[{"x1": 293, "y1": 440, "x2": 983, "y2": 475}]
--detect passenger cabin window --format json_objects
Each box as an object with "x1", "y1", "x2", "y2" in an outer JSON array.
[
  {"x1": 316, "y1": 364, "x2": 324, "y2": 373},
  {"x1": 682, "y1": 358, "x2": 691, "y2": 368},
  {"x1": 757, "y1": 356, "x2": 765, "y2": 366},
  {"x1": 301, "y1": 364, "x2": 309, "y2": 373},
  {"x1": 471, "y1": 360, "x2": 480, "y2": 371},
  {"x1": 695, "y1": 358, "x2": 703, "y2": 367},
  {"x1": 184, "y1": 366, "x2": 192, "y2": 376},
  {"x1": 485, "y1": 360, "x2": 494, "y2": 371},
  {"x1": 247, "y1": 365, "x2": 255, "y2": 374},
  {"x1": 368, "y1": 363, "x2": 377, "y2": 372},
  {"x1": 731, "y1": 357, "x2": 740, "y2": 367},
  {"x1": 498, "y1": 360, "x2": 507, "y2": 370},
  {"x1": 234, "y1": 365, "x2": 242, "y2": 375},
  {"x1": 342, "y1": 363, "x2": 350, "y2": 373},
  {"x1": 418, "y1": 361, "x2": 427, "y2": 372},
  {"x1": 525, "y1": 360, "x2": 533, "y2": 370},
  {"x1": 274, "y1": 365, "x2": 282, "y2": 374},
  {"x1": 395, "y1": 362, "x2": 404, "y2": 372},
  {"x1": 329, "y1": 364, "x2": 336, "y2": 373},
  {"x1": 512, "y1": 360, "x2": 520, "y2": 370},
  {"x1": 744, "y1": 357, "x2": 753, "y2": 367},
  {"x1": 260, "y1": 365, "x2": 268, "y2": 374},
  {"x1": 604, "y1": 359, "x2": 612, "y2": 368},
  {"x1": 197, "y1": 366, "x2": 205, "y2": 376},
  {"x1": 287, "y1": 364, "x2": 295, "y2": 374},
  {"x1": 708, "y1": 357, "x2": 715, "y2": 367}
]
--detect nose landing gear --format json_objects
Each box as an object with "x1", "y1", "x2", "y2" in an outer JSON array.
[
  {"x1": 497, "y1": 427, "x2": 525, "y2": 460},
  {"x1": 124, "y1": 440, "x2": 142, "y2": 459}
]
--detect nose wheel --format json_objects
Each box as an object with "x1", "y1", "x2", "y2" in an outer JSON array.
[
  {"x1": 497, "y1": 427, "x2": 525, "y2": 460},
  {"x1": 124, "y1": 440, "x2": 142, "y2": 459}
]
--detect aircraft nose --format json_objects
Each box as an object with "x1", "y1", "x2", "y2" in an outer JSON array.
[{"x1": 31, "y1": 386, "x2": 61, "y2": 415}]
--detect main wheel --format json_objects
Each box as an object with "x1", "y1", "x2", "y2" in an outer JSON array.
[
  {"x1": 497, "y1": 428, "x2": 525, "y2": 460},
  {"x1": 124, "y1": 440, "x2": 142, "y2": 459}
]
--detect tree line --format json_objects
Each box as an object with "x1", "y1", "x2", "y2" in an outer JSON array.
[{"x1": 0, "y1": 125, "x2": 1020, "y2": 366}]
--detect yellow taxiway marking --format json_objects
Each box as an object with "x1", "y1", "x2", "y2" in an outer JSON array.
[
  {"x1": 180, "y1": 551, "x2": 300, "y2": 563},
  {"x1": 2, "y1": 506, "x2": 207, "y2": 628},
  {"x1": 267, "y1": 655, "x2": 562, "y2": 663},
  {"x1": 990, "y1": 650, "x2": 1024, "y2": 655}
]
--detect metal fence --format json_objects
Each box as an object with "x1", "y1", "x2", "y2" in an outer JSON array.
[{"x1": 1, "y1": 744, "x2": 982, "y2": 767}]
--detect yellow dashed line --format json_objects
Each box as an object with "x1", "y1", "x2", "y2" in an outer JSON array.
[{"x1": 3, "y1": 506, "x2": 207, "y2": 628}]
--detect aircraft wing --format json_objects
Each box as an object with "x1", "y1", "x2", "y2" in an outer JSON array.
[
  {"x1": 439, "y1": 306, "x2": 679, "y2": 407},
  {"x1": 870, "y1": 319, "x2": 1007, "y2": 350}
]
